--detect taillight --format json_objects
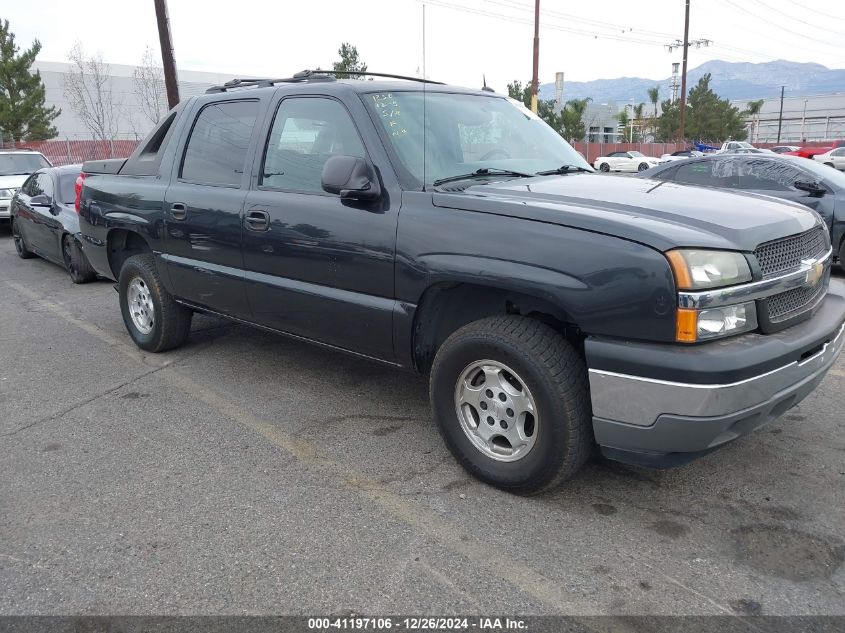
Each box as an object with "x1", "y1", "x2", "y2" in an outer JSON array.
[{"x1": 74, "y1": 173, "x2": 86, "y2": 214}]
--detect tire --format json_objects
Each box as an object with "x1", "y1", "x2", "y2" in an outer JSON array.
[
  {"x1": 118, "y1": 253, "x2": 192, "y2": 352},
  {"x1": 62, "y1": 235, "x2": 97, "y2": 284},
  {"x1": 638, "y1": 162, "x2": 650, "y2": 172},
  {"x1": 11, "y1": 218, "x2": 34, "y2": 259},
  {"x1": 599, "y1": 163, "x2": 610, "y2": 172},
  {"x1": 430, "y1": 315, "x2": 592, "y2": 495}
]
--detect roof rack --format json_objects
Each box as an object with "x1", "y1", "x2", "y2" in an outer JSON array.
[
  {"x1": 206, "y1": 69, "x2": 444, "y2": 93},
  {"x1": 299, "y1": 70, "x2": 445, "y2": 84},
  {"x1": 205, "y1": 70, "x2": 336, "y2": 93}
]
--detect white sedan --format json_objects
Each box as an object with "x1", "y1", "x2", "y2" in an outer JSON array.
[
  {"x1": 593, "y1": 151, "x2": 662, "y2": 173},
  {"x1": 813, "y1": 147, "x2": 845, "y2": 171}
]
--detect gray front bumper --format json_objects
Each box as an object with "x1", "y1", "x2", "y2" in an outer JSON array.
[{"x1": 588, "y1": 301, "x2": 845, "y2": 464}]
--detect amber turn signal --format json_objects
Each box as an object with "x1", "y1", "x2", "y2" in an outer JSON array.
[{"x1": 676, "y1": 308, "x2": 698, "y2": 343}]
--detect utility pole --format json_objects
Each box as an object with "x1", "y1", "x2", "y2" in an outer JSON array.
[
  {"x1": 153, "y1": 0, "x2": 180, "y2": 109},
  {"x1": 801, "y1": 99, "x2": 808, "y2": 141},
  {"x1": 678, "y1": 0, "x2": 691, "y2": 142},
  {"x1": 531, "y1": 0, "x2": 540, "y2": 113},
  {"x1": 776, "y1": 85, "x2": 784, "y2": 143}
]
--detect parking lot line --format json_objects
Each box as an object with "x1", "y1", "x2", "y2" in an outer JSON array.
[{"x1": 1, "y1": 277, "x2": 742, "y2": 619}]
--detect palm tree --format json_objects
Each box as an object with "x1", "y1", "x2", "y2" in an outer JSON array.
[
  {"x1": 632, "y1": 103, "x2": 645, "y2": 142},
  {"x1": 647, "y1": 86, "x2": 660, "y2": 135},
  {"x1": 743, "y1": 99, "x2": 765, "y2": 143}
]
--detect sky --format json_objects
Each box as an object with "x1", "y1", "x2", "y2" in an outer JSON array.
[{"x1": 6, "y1": 0, "x2": 845, "y2": 91}]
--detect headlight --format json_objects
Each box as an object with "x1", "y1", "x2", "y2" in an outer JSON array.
[
  {"x1": 0, "y1": 188, "x2": 16, "y2": 199},
  {"x1": 666, "y1": 249, "x2": 752, "y2": 290},
  {"x1": 676, "y1": 302, "x2": 758, "y2": 342}
]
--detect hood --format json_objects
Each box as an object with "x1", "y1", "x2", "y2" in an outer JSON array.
[
  {"x1": 431, "y1": 173, "x2": 819, "y2": 252},
  {"x1": 0, "y1": 174, "x2": 29, "y2": 192}
]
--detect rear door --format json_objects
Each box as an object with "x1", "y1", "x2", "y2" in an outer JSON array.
[
  {"x1": 240, "y1": 94, "x2": 398, "y2": 361},
  {"x1": 163, "y1": 99, "x2": 262, "y2": 318}
]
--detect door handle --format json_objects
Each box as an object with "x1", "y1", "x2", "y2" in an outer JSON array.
[
  {"x1": 170, "y1": 203, "x2": 187, "y2": 221},
  {"x1": 245, "y1": 209, "x2": 270, "y2": 232}
]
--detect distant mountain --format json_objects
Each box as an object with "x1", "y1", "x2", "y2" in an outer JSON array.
[{"x1": 539, "y1": 60, "x2": 845, "y2": 106}]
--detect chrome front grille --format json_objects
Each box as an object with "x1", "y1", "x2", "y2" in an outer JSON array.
[
  {"x1": 766, "y1": 280, "x2": 826, "y2": 323},
  {"x1": 754, "y1": 226, "x2": 827, "y2": 278}
]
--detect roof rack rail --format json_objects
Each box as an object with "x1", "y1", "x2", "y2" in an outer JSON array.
[
  {"x1": 205, "y1": 71, "x2": 336, "y2": 93},
  {"x1": 205, "y1": 69, "x2": 445, "y2": 93},
  {"x1": 299, "y1": 69, "x2": 445, "y2": 84}
]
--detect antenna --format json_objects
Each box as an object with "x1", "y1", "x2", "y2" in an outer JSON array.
[{"x1": 423, "y1": 2, "x2": 427, "y2": 190}]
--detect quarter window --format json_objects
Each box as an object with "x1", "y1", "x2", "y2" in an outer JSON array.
[
  {"x1": 261, "y1": 97, "x2": 365, "y2": 193},
  {"x1": 181, "y1": 100, "x2": 259, "y2": 186}
]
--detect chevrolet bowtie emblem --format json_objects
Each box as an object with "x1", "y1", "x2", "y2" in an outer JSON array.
[{"x1": 803, "y1": 259, "x2": 825, "y2": 286}]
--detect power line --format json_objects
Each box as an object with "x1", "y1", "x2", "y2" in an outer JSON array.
[
  {"x1": 785, "y1": 0, "x2": 845, "y2": 22},
  {"x1": 484, "y1": 0, "x2": 676, "y2": 39},
  {"x1": 744, "y1": 0, "x2": 845, "y2": 36},
  {"x1": 718, "y1": 0, "x2": 843, "y2": 49},
  {"x1": 421, "y1": 0, "x2": 671, "y2": 47}
]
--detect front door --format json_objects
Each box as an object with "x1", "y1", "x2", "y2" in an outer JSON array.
[
  {"x1": 163, "y1": 99, "x2": 261, "y2": 318},
  {"x1": 241, "y1": 95, "x2": 398, "y2": 361}
]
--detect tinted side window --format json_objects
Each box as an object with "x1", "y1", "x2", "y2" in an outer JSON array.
[
  {"x1": 673, "y1": 161, "x2": 736, "y2": 187},
  {"x1": 36, "y1": 173, "x2": 54, "y2": 199},
  {"x1": 736, "y1": 159, "x2": 801, "y2": 191},
  {"x1": 20, "y1": 174, "x2": 38, "y2": 196},
  {"x1": 261, "y1": 97, "x2": 365, "y2": 193},
  {"x1": 181, "y1": 100, "x2": 259, "y2": 186}
]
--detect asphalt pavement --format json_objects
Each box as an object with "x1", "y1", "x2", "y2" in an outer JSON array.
[{"x1": 1, "y1": 223, "x2": 844, "y2": 616}]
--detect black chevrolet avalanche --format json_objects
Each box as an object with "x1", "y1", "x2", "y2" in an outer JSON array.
[{"x1": 77, "y1": 72, "x2": 845, "y2": 494}]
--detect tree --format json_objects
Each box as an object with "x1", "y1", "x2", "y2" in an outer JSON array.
[
  {"x1": 647, "y1": 86, "x2": 660, "y2": 119},
  {"x1": 632, "y1": 102, "x2": 645, "y2": 141},
  {"x1": 507, "y1": 79, "x2": 565, "y2": 135},
  {"x1": 655, "y1": 74, "x2": 747, "y2": 142},
  {"x1": 685, "y1": 73, "x2": 747, "y2": 142},
  {"x1": 561, "y1": 98, "x2": 590, "y2": 142},
  {"x1": 656, "y1": 98, "x2": 680, "y2": 141},
  {"x1": 332, "y1": 43, "x2": 367, "y2": 79},
  {"x1": 743, "y1": 99, "x2": 765, "y2": 144},
  {"x1": 64, "y1": 42, "x2": 119, "y2": 143},
  {"x1": 0, "y1": 19, "x2": 59, "y2": 144},
  {"x1": 132, "y1": 46, "x2": 167, "y2": 128},
  {"x1": 617, "y1": 109, "x2": 630, "y2": 141}
]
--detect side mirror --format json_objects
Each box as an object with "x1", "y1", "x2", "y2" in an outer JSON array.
[
  {"x1": 794, "y1": 179, "x2": 826, "y2": 196},
  {"x1": 321, "y1": 155, "x2": 381, "y2": 201},
  {"x1": 30, "y1": 194, "x2": 52, "y2": 207}
]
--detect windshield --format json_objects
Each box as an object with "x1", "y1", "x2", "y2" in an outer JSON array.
[
  {"x1": 364, "y1": 91, "x2": 591, "y2": 187},
  {"x1": 0, "y1": 153, "x2": 50, "y2": 176},
  {"x1": 628, "y1": 151, "x2": 645, "y2": 157}
]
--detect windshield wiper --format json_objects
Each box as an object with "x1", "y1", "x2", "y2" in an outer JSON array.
[
  {"x1": 535, "y1": 165, "x2": 593, "y2": 176},
  {"x1": 432, "y1": 168, "x2": 534, "y2": 187}
]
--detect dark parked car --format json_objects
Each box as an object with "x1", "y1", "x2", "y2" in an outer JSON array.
[
  {"x1": 78, "y1": 71, "x2": 845, "y2": 494},
  {"x1": 638, "y1": 153, "x2": 845, "y2": 269},
  {"x1": 10, "y1": 164, "x2": 97, "y2": 283}
]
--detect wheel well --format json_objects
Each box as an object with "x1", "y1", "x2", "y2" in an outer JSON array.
[
  {"x1": 412, "y1": 283, "x2": 583, "y2": 373},
  {"x1": 107, "y1": 229, "x2": 152, "y2": 278}
]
